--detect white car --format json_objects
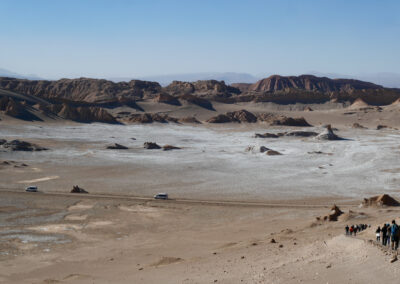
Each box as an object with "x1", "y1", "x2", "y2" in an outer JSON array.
[
  {"x1": 154, "y1": 193, "x2": 168, "y2": 200},
  {"x1": 25, "y1": 186, "x2": 38, "y2": 192}
]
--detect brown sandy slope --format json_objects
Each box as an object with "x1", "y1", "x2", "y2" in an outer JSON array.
[{"x1": 1, "y1": 191, "x2": 400, "y2": 283}]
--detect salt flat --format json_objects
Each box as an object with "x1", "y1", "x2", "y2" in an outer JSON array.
[{"x1": 1, "y1": 123, "x2": 399, "y2": 201}]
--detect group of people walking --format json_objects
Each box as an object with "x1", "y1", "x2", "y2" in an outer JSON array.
[
  {"x1": 375, "y1": 220, "x2": 400, "y2": 250},
  {"x1": 345, "y1": 224, "x2": 368, "y2": 236}
]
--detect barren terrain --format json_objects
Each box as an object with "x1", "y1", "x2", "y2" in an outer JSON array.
[{"x1": 1, "y1": 101, "x2": 400, "y2": 283}]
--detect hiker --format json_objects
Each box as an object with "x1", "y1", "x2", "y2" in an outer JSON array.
[
  {"x1": 349, "y1": 225, "x2": 354, "y2": 235},
  {"x1": 376, "y1": 226, "x2": 381, "y2": 242},
  {"x1": 382, "y1": 224, "x2": 388, "y2": 246},
  {"x1": 387, "y1": 224, "x2": 391, "y2": 247},
  {"x1": 391, "y1": 220, "x2": 399, "y2": 250},
  {"x1": 345, "y1": 225, "x2": 349, "y2": 235},
  {"x1": 353, "y1": 225, "x2": 357, "y2": 236}
]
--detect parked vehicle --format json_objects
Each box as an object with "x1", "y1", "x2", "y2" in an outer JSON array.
[
  {"x1": 154, "y1": 193, "x2": 168, "y2": 200},
  {"x1": 25, "y1": 186, "x2": 38, "y2": 192}
]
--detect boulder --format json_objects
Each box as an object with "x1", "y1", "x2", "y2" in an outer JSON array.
[
  {"x1": 271, "y1": 116, "x2": 311, "y2": 127},
  {"x1": 254, "y1": 133, "x2": 280, "y2": 138},
  {"x1": 266, "y1": 150, "x2": 282, "y2": 156},
  {"x1": 377, "y1": 125, "x2": 388, "y2": 130},
  {"x1": 315, "y1": 125, "x2": 343, "y2": 140},
  {"x1": 352, "y1": 123, "x2": 367, "y2": 129},
  {"x1": 207, "y1": 110, "x2": 257, "y2": 123},
  {"x1": 259, "y1": 146, "x2": 270, "y2": 153},
  {"x1": 304, "y1": 106, "x2": 313, "y2": 111},
  {"x1": 162, "y1": 145, "x2": 181, "y2": 151},
  {"x1": 285, "y1": 131, "x2": 318, "y2": 137},
  {"x1": 71, "y1": 185, "x2": 88, "y2": 194},
  {"x1": 228, "y1": 109, "x2": 257, "y2": 123},
  {"x1": 245, "y1": 146, "x2": 270, "y2": 153},
  {"x1": 1, "y1": 139, "x2": 48, "y2": 151},
  {"x1": 144, "y1": 142, "x2": 161, "y2": 149},
  {"x1": 106, "y1": 143, "x2": 129, "y2": 150}
]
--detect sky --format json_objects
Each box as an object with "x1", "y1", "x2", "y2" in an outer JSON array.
[{"x1": 0, "y1": 0, "x2": 399, "y2": 79}]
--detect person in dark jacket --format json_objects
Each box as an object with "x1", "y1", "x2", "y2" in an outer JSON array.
[
  {"x1": 376, "y1": 226, "x2": 381, "y2": 242},
  {"x1": 387, "y1": 224, "x2": 391, "y2": 247},
  {"x1": 382, "y1": 224, "x2": 388, "y2": 246},
  {"x1": 345, "y1": 225, "x2": 349, "y2": 235}
]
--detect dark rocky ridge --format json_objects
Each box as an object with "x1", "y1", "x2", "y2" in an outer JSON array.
[
  {"x1": 1, "y1": 75, "x2": 400, "y2": 124},
  {"x1": 249, "y1": 74, "x2": 382, "y2": 93},
  {"x1": 0, "y1": 77, "x2": 161, "y2": 104}
]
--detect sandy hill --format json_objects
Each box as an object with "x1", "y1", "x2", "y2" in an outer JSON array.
[{"x1": 348, "y1": 98, "x2": 370, "y2": 109}]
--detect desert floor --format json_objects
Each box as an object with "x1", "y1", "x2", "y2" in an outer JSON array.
[{"x1": 1, "y1": 104, "x2": 400, "y2": 283}]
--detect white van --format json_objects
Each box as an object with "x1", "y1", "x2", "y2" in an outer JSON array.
[
  {"x1": 154, "y1": 193, "x2": 168, "y2": 200},
  {"x1": 25, "y1": 186, "x2": 38, "y2": 192}
]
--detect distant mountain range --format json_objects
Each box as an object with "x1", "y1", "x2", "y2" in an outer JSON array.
[
  {"x1": 1, "y1": 68, "x2": 399, "y2": 88},
  {"x1": 0, "y1": 68, "x2": 42, "y2": 80}
]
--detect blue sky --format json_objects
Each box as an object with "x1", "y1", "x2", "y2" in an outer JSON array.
[{"x1": 0, "y1": 0, "x2": 399, "y2": 79}]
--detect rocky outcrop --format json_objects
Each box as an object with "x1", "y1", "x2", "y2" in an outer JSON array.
[
  {"x1": 266, "y1": 150, "x2": 282, "y2": 156},
  {"x1": 249, "y1": 75, "x2": 382, "y2": 93},
  {"x1": 316, "y1": 125, "x2": 343, "y2": 140},
  {"x1": 164, "y1": 80, "x2": 240, "y2": 104},
  {"x1": 71, "y1": 185, "x2": 88, "y2": 194},
  {"x1": 207, "y1": 109, "x2": 257, "y2": 123},
  {"x1": 352, "y1": 123, "x2": 367, "y2": 129},
  {"x1": 285, "y1": 131, "x2": 318, "y2": 137},
  {"x1": 106, "y1": 143, "x2": 129, "y2": 150},
  {"x1": 376, "y1": 125, "x2": 388, "y2": 130},
  {"x1": 162, "y1": 145, "x2": 181, "y2": 151},
  {"x1": 0, "y1": 96, "x2": 39, "y2": 120},
  {"x1": 254, "y1": 133, "x2": 281, "y2": 138},
  {"x1": 154, "y1": 93, "x2": 180, "y2": 105},
  {"x1": 165, "y1": 80, "x2": 240, "y2": 96},
  {"x1": 271, "y1": 116, "x2": 311, "y2": 127},
  {"x1": 128, "y1": 113, "x2": 178, "y2": 124},
  {"x1": 362, "y1": 194, "x2": 400, "y2": 207},
  {"x1": 245, "y1": 146, "x2": 270, "y2": 153},
  {"x1": 0, "y1": 77, "x2": 161, "y2": 104},
  {"x1": 2, "y1": 75, "x2": 400, "y2": 107},
  {"x1": 56, "y1": 104, "x2": 117, "y2": 123},
  {"x1": 0, "y1": 139, "x2": 48, "y2": 151},
  {"x1": 320, "y1": 205, "x2": 343, "y2": 221},
  {"x1": 144, "y1": 142, "x2": 161, "y2": 149}
]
